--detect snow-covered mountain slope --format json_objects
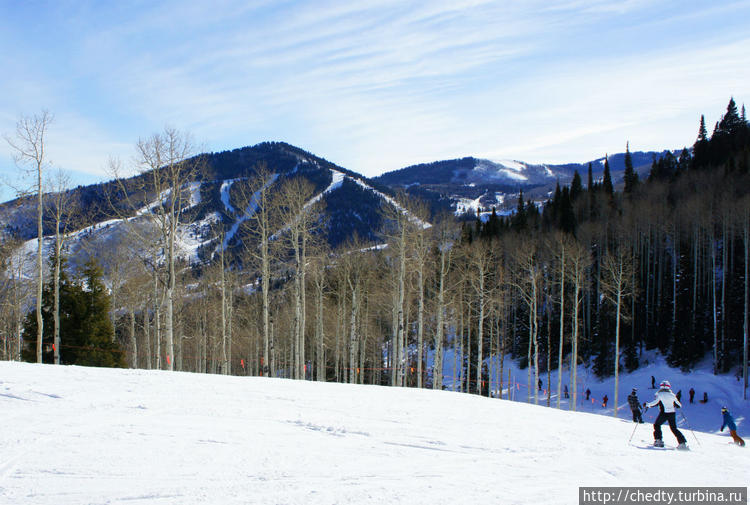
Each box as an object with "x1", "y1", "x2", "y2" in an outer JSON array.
[
  {"x1": 9, "y1": 181, "x2": 214, "y2": 279},
  {"x1": 443, "y1": 348, "x2": 749, "y2": 434},
  {"x1": 1, "y1": 361, "x2": 747, "y2": 505},
  {"x1": 1, "y1": 142, "x2": 428, "y2": 276},
  {"x1": 373, "y1": 151, "x2": 672, "y2": 216}
]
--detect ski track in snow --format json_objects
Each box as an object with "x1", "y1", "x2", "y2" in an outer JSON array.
[
  {"x1": 10, "y1": 182, "x2": 209, "y2": 277},
  {"x1": 273, "y1": 167, "x2": 430, "y2": 242},
  {"x1": 220, "y1": 173, "x2": 279, "y2": 252},
  {"x1": 220, "y1": 179, "x2": 239, "y2": 214},
  {"x1": 0, "y1": 360, "x2": 747, "y2": 505}
]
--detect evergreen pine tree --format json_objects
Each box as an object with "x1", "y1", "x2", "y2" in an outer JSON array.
[
  {"x1": 587, "y1": 162, "x2": 596, "y2": 218},
  {"x1": 570, "y1": 170, "x2": 583, "y2": 201},
  {"x1": 559, "y1": 186, "x2": 576, "y2": 234},
  {"x1": 21, "y1": 258, "x2": 124, "y2": 367},
  {"x1": 719, "y1": 97, "x2": 742, "y2": 135},
  {"x1": 623, "y1": 142, "x2": 638, "y2": 194},
  {"x1": 512, "y1": 189, "x2": 527, "y2": 231},
  {"x1": 678, "y1": 147, "x2": 691, "y2": 173},
  {"x1": 697, "y1": 114, "x2": 708, "y2": 142},
  {"x1": 602, "y1": 156, "x2": 614, "y2": 197},
  {"x1": 693, "y1": 114, "x2": 709, "y2": 168}
]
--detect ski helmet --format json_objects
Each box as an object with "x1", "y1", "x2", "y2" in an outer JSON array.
[
  {"x1": 632, "y1": 388, "x2": 637, "y2": 393},
  {"x1": 659, "y1": 380, "x2": 671, "y2": 389},
  {"x1": 721, "y1": 406, "x2": 728, "y2": 412}
]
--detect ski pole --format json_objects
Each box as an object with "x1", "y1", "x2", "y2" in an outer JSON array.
[
  {"x1": 628, "y1": 420, "x2": 640, "y2": 445},
  {"x1": 680, "y1": 410, "x2": 701, "y2": 447}
]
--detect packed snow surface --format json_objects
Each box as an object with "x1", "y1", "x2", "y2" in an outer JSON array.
[{"x1": 1, "y1": 361, "x2": 747, "y2": 505}]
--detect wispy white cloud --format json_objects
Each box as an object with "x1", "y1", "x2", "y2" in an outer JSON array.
[{"x1": 1, "y1": 0, "x2": 748, "y2": 192}]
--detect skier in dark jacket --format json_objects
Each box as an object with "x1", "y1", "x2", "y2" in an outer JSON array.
[
  {"x1": 602, "y1": 394, "x2": 608, "y2": 408},
  {"x1": 721, "y1": 407, "x2": 745, "y2": 446},
  {"x1": 628, "y1": 388, "x2": 643, "y2": 423},
  {"x1": 689, "y1": 388, "x2": 695, "y2": 403},
  {"x1": 645, "y1": 380, "x2": 688, "y2": 449}
]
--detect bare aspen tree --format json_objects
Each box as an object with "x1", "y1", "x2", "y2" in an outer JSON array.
[
  {"x1": 5, "y1": 110, "x2": 53, "y2": 363},
  {"x1": 550, "y1": 232, "x2": 572, "y2": 409},
  {"x1": 109, "y1": 128, "x2": 199, "y2": 371},
  {"x1": 239, "y1": 163, "x2": 279, "y2": 377},
  {"x1": 276, "y1": 176, "x2": 318, "y2": 380},
  {"x1": 138, "y1": 128, "x2": 198, "y2": 371},
  {"x1": 567, "y1": 239, "x2": 591, "y2": 411},
  {"x1": 395, "y1": 220, "x2": 408, "y2": 387},
  {"x1": 411, "y1": 203, "x2": 431, "y2": 389},
  {"x1": 309, "y1": 244, "x2": 330, "y2": 382},
  {"x1": 601, "y1": 241, "x2": 634, "y2": 418},
  {"x1": 467, "y1": 241, "x2": 494, "y2": 395},
  {"x1": 215, "y1": 227, "x2": 230, "y2": 375},
  {"x1": 46, "y1": 169, "x2": 77, "y2": 364},
  {"x1": 381, "y1": 193, "x2": 418, "y2": 387},
  {"x1": 432, "y1": 217, "x2": 454, "y2": 391},
  {"x1": 338, "y1": 241, "x2": 368, "y2": 384},
  {"x1": 511, "y1": 239, "x2": 541, "y2": 404}
]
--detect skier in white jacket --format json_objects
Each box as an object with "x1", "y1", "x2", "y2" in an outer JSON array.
[{"x1": 644, "y1": 380, "x2": 688, "y2": 449}]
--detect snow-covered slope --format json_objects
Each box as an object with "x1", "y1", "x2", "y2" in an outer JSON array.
[
  {"x1": 442, "y1": 348, "x2": 749, "y2": 434},
  {"x1": 9, "y1": 182, "x2": 212, "y2": 279},
  {"x1": 1, "y1": 361, "x2": 746, "y2": 505}
]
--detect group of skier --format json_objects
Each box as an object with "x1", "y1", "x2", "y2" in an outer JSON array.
[{"x1": 627, "y1": 380, "x2": 745, "y2": 449}]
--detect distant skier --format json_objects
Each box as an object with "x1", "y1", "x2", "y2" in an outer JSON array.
[
  {"x1": 585, "y1": 388, "x2": 591, "y2": 401},
  {"x1": 651, "y1": 376, "x2": 655, "y2": 389},
  {"x1": 644, "y1": 380, "x2": 688, "y2": 450},
  {"x1": 564, "y1": 385, "x2": 569, "y2": 399},
  {"x1": 676, "y1": 390, "x2": 682, "y2": 402},
  {"x1": 628, "y1": 388, "x2": 643, "y2": 423},
  {"x1": 689, "y1": 388, "x2": 695, "y2": 404},
  {"x1": 538, "y1": 378, "x2": 543, "y2": 391},
  {"x1": 700, "y1": 392, "x2": 708, "y2": 404},
  {"x1": 602, "y1": 394, "x2": 608, "y2": 408},
  {"x1": 720, "y1": 407, "x2": 745, "y2": 447}
]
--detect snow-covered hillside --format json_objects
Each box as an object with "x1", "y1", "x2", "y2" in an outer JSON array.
[
  {"x1": 1, "y1": 361, "x2": 747, "y2": 505},
  {"x1": 437, "y1": 349, "x2": 749, "y2": 434}
]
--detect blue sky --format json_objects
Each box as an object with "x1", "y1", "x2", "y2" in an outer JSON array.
[{"x1": 1, "y1": 0, "x2": 749, "y2": 201}]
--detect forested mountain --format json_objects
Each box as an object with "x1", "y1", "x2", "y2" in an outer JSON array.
[
  {"x1": 0, "y1": 99, "x2": 748, "y2": 398},
  {"x1": 0, "y1": 142, "x2": 398, "y2": 255},
  {"x1": 373, "y1": 150, "x2": 668, "y2": 217},
  {"x1": 462, "y1": 98, "x2": 749, "y2": 383}
]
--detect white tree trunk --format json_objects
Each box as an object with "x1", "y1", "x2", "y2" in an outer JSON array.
[
  {"x1": 53, "y1": 225, "x2": 61, "y2": 364},
  {"x1": 477, "y1": 265, "x2": 485, "y2": 396},
  {"x1": 348, "y1": 280, "x2": 358, "y2": 384},
  {"x1": 130, "y1": 308, "x2": 137, "y2": 368},
  {"x1": 570, "y1": 280, "x2": 581, "y2": 412},
  {"x1": 417, "y1": 263, "x2": 424, "y2": 389},
  {"x1": 36, "y1": 157, "x2": 43, "y2": 363},
  {"x1": 557, "y1": 246, "x2": 565, "y2": 409},
  {"x1": 614, "y1": 288, "x2": 621, "y2": 417},
  {"x1": 396, "y1": 228, "x2": 406, "y2": 387},
  {"x1": 433, "y1": 246, "x2": 447, "y2": 391}
]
